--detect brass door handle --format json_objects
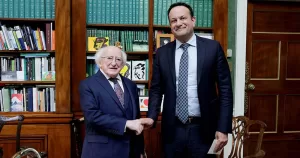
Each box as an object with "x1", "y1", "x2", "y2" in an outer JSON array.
[{"x1": 247, "y1": 83, "x2": 255, "y2": 90}]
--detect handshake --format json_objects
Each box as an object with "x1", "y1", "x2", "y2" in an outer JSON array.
[{"x1": 125, "y1": 118, "x2": 154, "y2": 135}]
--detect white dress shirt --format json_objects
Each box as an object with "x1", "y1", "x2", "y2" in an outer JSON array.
[{"x1": 100, "y1": 69, "x2": 124, "y2": 92}]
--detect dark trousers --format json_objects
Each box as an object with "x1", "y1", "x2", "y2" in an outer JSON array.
[{"x1": 163, "y1": 118, "x2": 216, "y2": 158}]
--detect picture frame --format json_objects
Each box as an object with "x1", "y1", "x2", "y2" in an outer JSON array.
[{"x1": 156, "y1": 34, "x2": 175, "y2": 48}]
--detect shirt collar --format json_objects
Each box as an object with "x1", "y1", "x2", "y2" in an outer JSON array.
[
  {"x1": 100, "y1": 68, "x2": 122, "y2": 81},
  {"x1": 176, "y1": 34, "x2": 197, "y2": 50}
]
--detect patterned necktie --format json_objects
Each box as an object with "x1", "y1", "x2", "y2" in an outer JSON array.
[
  {"x1": 110, "y1": 78, "x2": 124, "y2": 107},
  {"x1": 176, "y1": 43, "x2": 190, "y2": 124}
]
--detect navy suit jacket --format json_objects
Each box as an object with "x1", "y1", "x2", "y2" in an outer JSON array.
[
  {"x1": 79, "y1": 70, "x2": 144, "y2": 158},
  {"x1": 147, "y1": 35, "x2": 233, "y2": 144}
]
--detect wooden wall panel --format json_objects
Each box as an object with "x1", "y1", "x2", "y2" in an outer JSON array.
[
  {"x1": 0, "y1": 124, "x2": 70, "y2": 158},
  {"x1": 213, "y1": 0, "x2": 228, "y2": 54},
  {"x1": 55, "y1": 0, "x2": 71, "y2": 113},
  {"x1": 0, "y1": 136, "x2": 46, "y2": 158},
  {"x1": 144, "y1": 122, "x2": 162, "y2": 158},
  {"x1": 71, "y1": 0, "x2": 87, "y2": 112}
]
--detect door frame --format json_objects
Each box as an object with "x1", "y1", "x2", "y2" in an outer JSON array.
[
  {"x1": 223, "y1": 0, "x2": 248, "y2": 157},
  {"x1": 234, "y1": 0, "x2": 247, "y2": 117}
]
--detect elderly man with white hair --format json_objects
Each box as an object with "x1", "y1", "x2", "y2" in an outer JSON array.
[{"x1": 79, "y1": 46, "x2": 145, "y2": 158}]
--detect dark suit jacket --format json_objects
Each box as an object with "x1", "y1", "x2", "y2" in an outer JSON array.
[
  {"x1": 147, "y1": 35, "x2": 233, "y2": 144},
  {"x1": 79, "y1": 70, "x2": 144, "y2": 158}
]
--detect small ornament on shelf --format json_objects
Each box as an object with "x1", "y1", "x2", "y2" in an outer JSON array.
[{"x1": 115, "y1": 41, "x2": 123, "y2": 50}]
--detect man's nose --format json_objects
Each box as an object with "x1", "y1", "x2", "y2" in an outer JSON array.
[
  {"x1": 176, "y1": 20, "x2": 183, "y2": 26},
  {"x1": 111, "y1": 60, "x2": 117, "y2": 66}
]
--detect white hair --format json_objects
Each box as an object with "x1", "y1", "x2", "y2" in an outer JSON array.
[{"x1": 94, "y1": 46, "x2": 127, "y2": 66}]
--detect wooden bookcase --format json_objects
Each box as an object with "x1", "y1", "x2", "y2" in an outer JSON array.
[
  {"x1": 0, "y1": 0, "x2": 71, "y2": 157},
  {"x1": 71, "y1": 0, "x2": 227, "y2": 157}
]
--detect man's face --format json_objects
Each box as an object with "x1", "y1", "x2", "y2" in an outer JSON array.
[
  {"x1": 99, "y1": 47, "x2": 124, "y2": 78},
  {"x1": 169, "y1": 6, "x2": 195, "y2": 41}
]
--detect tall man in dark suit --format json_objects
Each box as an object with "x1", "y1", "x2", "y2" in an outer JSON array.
[
  {"x1": 79, "y1": 46, "x2": 145, "y2": 158},
  {"x1": 141, "y1": 2, "x2": 233, "y2": 158}
]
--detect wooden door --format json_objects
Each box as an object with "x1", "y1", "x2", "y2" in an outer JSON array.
[{"x1": 245, "y1": 1, "x2": 300, "y2": 158}]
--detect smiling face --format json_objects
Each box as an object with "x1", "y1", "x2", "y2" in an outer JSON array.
[
  {"x1": 168, "y1": 6, "x2": 195, "y2": 43},
  {"x1": 99, "y1": 46, "x2": 124, "y2": 78}
]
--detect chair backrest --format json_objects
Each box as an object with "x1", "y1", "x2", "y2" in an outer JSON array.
[
  {"x1": 0, "y1": 115, "x2": 24, "y2": 153},
  {"x1": 71, "y1": 117, "x2": 84, "y2": 158},
  {"x1": 228, "y1": 116, "x2": 267, "y2": 158},
  {"x1": 11, "y1": 147, "x2": 41, "y2": 158}
]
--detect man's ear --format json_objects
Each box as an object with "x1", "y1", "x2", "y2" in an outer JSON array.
[{"x1": 97, "y1": 63, "x2": 102, "y2": 69}]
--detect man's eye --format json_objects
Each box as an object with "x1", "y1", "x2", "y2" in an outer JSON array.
[
  {"x1": 116, "y1": 59, "x2": 122, "y2": 62},
  {"x1": 107, "y1": 57, "x2": 113, "y2": 59}
]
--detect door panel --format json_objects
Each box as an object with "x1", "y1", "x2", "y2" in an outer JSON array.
[
  {"x1": 286, "y1": 42, "x2": 300, "y2": 78},
  {"x1": 251, "y1": 41, "x2": 280, "y2": 79},
  {"x1": 284, "y1": 95, "x2": 300, "y2": 132},
  {"x1": 249, "y1": 95, "x2": 278, "y2": 132},
  {"x1": 246, "y1": 1, "x2": 300, "y2": 157}
]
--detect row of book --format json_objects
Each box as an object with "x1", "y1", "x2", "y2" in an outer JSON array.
[
  {"x1": 0, "y1": 55, "x2": 55, "y2": 81},
  {"x1": 0, "y1": 86, "x2": 56, "y2": 112},
  {"x1": 0, "y1": 0, "x2": 55, "y2": 19},
  {"x1": 86, "y1": 0, "x2": 148, "y2": 25},
  {"x1": 137, "y1": 84, "x2": 148, "y2": 96},
  {"x1": 86, "y1": 58, "x2": 149, "y2": 81},
  {"x1": 0, "y1": 23, "x2": 55, "y2": 50},
  {"x1": 87, "y1": 29, "x2": 148, "y2": 52},
  {"x1": 154, "y1": 0, "x2": 213, "y2": 27}
]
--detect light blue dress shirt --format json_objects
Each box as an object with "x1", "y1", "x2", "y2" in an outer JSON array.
[{"x1": 175, "y1": 34, "x2": 201, "y2": 117}]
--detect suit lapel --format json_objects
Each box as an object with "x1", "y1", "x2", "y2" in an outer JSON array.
[
  {"x1": 196, "y1": 36, "x2": 205, "y2": 85},
  {"x1": 122, "y1": 77, "x2": 137, "y2": 119},
  {"x1": 168, "y1": 41, "x2": 177, "y2": 87},
  {"x1": 94, "y1": 71, "x2": 126, "y2": 115}
]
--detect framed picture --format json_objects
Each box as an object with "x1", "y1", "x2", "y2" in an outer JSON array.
[{"x1": 156, "y1": 34, "x2": 175, "y2": 48}]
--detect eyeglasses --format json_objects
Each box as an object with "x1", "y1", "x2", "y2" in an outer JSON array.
[{"x1": 101, "y1": 56, "x2": 123, "y2": 64}]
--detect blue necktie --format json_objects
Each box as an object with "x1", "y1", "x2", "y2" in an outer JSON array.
[
  {"x1": 176, "y1": 43, "x2": 190, "y2": 124},
  {"x1": 110, "y1": 78, "x2": 124, "y2": 107}
]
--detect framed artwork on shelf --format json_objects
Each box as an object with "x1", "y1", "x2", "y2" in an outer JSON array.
[{"x1": 156, "y1": 34, "x2": 175, "y2": 48}]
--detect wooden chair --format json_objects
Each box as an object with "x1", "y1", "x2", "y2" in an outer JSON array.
[
  {"x1": 0, "y1": 115, "x2": 47, "y2": 158},
  {"x1": 228, "y1": 116, "x2": 267, "y2": 158},
  {"x1": 11, "y1": 148, "x2": 42, "y2": 158},
  {"x1": 71, "y1": 117, "x2": 85, "y2": 158}
]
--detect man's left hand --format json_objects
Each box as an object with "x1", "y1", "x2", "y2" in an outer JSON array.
[{"x1": 214, "y1": 131, "x2": 228, "y2": 152}]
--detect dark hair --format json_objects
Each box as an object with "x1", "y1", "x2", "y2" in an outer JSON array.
[{"x1": 167, "y1": 2, "x2": 194, "y2": 18}]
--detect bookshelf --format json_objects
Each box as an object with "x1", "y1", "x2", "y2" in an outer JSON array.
[
  {"x1": 71, "y1": 0, "x2": 228, "y2": 112},
  {"x1": 71, "y1": 0, "x2": 227, "y2": 157},
  {"x1": 0, "y1": 0, "x2": 71, "y2": 157}
]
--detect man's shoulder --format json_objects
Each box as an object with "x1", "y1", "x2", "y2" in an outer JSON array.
[
  {"x1": 155, "y1": 40, "x2": 175, "y2": 56},
  {"x1": 196, "y1": 35, "x2": 220, "y2": 46},
  {"x1": 80, "y1": 74, "x2": 97, "y2": 86}
]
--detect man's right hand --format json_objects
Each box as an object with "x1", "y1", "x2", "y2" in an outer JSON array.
[
  {"x1": 140, "y1": 118, "x2": 154, "y2": 130},
  {"x1": 126, "y1": 119, "x2": 144, "y2": 135}
]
